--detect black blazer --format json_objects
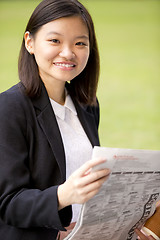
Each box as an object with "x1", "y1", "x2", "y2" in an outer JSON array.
[{"x1": 0, "y1": 83, "x2": 100, "y2": 240}]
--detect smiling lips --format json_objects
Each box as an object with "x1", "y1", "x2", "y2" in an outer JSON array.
[{"x1": 54, "y1": 62, "x2": 76, "y2": 69}]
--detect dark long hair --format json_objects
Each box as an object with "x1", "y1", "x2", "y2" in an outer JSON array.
[{"x1": 18, "y1": 0, "x2": 100, "y2": 105}]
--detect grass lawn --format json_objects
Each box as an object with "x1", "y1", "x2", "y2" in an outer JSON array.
[{"x1": 0, "y1": 0, "x2": 160, "y2": 150}]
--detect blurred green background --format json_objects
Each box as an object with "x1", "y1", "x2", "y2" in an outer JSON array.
[{"x1": 0, "y1": 0, "x2": 160, "y2": 150}]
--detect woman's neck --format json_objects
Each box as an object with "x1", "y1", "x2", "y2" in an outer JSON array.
[{"x1": 43, "y1": 80, "x2": 66, "y2": 105}]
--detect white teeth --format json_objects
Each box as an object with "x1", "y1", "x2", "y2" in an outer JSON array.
[{"x1": 55, "y1": 63, "x2": 75, "y2": 67}]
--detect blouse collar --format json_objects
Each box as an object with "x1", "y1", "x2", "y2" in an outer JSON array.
[{"x1": 50, "y1": 93, "x2": 77, "y2": 120}]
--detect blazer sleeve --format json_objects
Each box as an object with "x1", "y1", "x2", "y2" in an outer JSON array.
[{"x1": 0, "y1": 90, "x2": 71, "y2": 230}]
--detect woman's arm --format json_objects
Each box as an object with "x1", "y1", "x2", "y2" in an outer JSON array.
[{"x1": 0, "y1": 90, "x2": 70, "y2": 230}]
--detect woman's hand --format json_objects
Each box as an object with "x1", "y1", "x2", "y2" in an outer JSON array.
[
  {"x1": 135, "y1": 229, "x2": 156, "y2": 240},
  {"x1": 57, "y1": 158, "x2": 110, "y2": 210}
]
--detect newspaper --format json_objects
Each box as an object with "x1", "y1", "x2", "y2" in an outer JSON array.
[{"x1": 64, "y1": 146, "x2": 160, "y2": 240}]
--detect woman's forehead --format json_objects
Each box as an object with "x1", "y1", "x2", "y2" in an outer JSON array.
[{"x1": 36, "y1": 16, "x2": 89, "y2": 37}]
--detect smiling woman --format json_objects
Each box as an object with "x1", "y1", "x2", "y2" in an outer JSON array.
[
  {"x1": 0, "y1": 1, "x2": 110, "y2": 240},
  {"x1": 18, "y1": 0, "x2": 99, "y2": 105},
  {"x1": 24, "y1": 16, "x2": 90, "y2": 104}
]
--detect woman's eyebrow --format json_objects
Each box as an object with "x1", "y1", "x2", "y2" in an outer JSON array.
[
  {"x1": 46, "y1": 31, "x2": 89, "y2": 40},
  {"x1": 75, "y1": 35, "x2": 89, "y2": 40},
  {"x1": 46, "y1": 31, "x2": 62, "y2": 36}
]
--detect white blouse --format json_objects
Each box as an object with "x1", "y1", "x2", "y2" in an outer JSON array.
[{"x1": 50, "y1": 93, "x2": 93, "y2": 222}]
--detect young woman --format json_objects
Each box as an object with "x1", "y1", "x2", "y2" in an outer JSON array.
[
  {"x1": 0, "y1": 0, "x2": 110, "y2": 239},
  {"x1": 0, "y1": 0, "x2": 154, "y2": 239}
]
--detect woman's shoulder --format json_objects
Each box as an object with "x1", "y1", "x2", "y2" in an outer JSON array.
[
  {"x1": 0, "y1": 83, "x2": 30, "y2": 116},
  {"x1": 1, "y1": 82, "x2": 25, "y2": 99}
]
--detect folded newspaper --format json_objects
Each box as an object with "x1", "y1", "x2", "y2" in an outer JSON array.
[{"x1": 64, "y1": 146, "x2": 160, "y2": 240}]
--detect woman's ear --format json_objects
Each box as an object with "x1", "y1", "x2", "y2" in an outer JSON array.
[{"x1": 24, "y1": 31, "x2": 34, "y2": 55}]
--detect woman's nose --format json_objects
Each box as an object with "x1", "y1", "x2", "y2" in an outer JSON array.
[{"x1": 59, "y1": 46, "x2": 75, "y2": 59}]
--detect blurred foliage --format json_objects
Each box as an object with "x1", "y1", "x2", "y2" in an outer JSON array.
[{"x1": 0, "y1": 0, "x2": 160, "y2": 150}]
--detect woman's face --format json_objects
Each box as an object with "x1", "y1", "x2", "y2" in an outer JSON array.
[{"x1": 25, "y1": 16, "x2": 90, "y2": 87}]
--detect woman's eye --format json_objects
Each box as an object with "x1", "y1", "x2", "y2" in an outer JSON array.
[
  {"x1": 76, "y1": 42, "x2": 86, "y2": 46},
  {"x1": 50, "y1": 39, "x2": 60, "y2": 43}
]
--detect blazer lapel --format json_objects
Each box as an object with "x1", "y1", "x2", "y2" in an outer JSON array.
[
  {"x1": 32, "y1": 84, "x2": 66, "y2": 181},
  {"x1": 73, "y1": 100, "x2": 100, "y2": 147},
  {"x1": 31, "y1": 83, "x2": 100, "y2": 181}
]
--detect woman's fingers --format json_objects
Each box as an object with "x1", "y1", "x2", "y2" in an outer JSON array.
[
  {"x1": 74, "y1": 168, "x2": 110, "y2": 188},
  {"x1": 74, "y1": 158, "x2": 107, "y2": 177},
  {"x1": 135, "y1": 229, "x2": 156, "y2": 240},
  {"x1": 72, "y1": 176, "x2": 108, "y2": 204},
  {"x1": 71, "y1": 158, "x2": 110, "y2": 188},
  {"x1": 69, "y1": 170, "x2": 110, "y2": 204},
  {"x1": 79, "y1": 175, "x2": 109, "y2": 195}
]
